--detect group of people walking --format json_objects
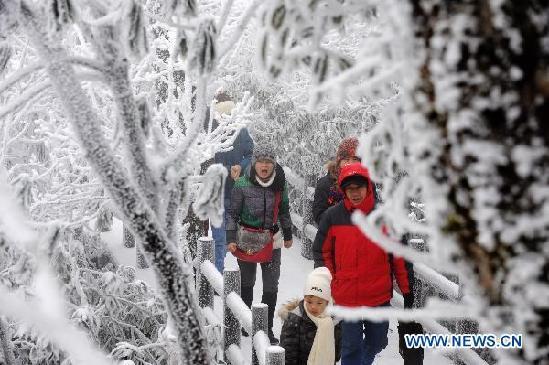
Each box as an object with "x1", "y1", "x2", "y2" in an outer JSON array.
[{"x1": 208, "y1": 92, "x2": 423, "y2": 364}]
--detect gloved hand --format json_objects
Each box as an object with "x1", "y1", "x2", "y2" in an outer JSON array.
[{"x1": 398, "y1": 321, "x2": 425, "y2": 365}]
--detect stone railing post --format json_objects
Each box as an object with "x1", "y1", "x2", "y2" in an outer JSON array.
[
  {"x1": 252, "y1": 303, "x2": 268, "y2": 365},
  {"x1": 123, "y1": 225, "x2": 135, "y2": 248},
  {"x1": 223, "y1": 268, "x2": 241, "y2": 352},
  {"x1": 265, "y1": 346, "x2": 285, "y2": 365},
  {"x1": 95, "y1": 205, "x2": 113, "y2": 232},
  {"x1": 197, "y1": 237, "x2": 215, "y2": 308}
]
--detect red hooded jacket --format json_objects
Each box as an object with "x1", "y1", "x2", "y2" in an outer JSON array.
[{"x1": 312, "y1": 163, "x2": 411, "y2": 307}]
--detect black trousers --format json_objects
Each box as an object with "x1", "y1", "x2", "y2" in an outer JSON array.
[{"x1": 237, "y1": 248, "x2": 281, "y2": 293}]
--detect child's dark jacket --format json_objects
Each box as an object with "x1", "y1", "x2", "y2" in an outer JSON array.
[{"x1": 278, "y1": 300, "x2": 342, "y2": 365}]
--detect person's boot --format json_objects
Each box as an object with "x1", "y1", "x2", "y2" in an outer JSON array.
[
  {"x1": 240, "y1": 286, "x2": 254, "y2": 337},
  {"x1": 261, "y1": 291, "x2": 279, "y2": 345}
]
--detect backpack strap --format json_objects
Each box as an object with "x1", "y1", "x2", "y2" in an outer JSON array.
[{"x1": 273, "y1": 191, "x2": 282, "y2": 226}]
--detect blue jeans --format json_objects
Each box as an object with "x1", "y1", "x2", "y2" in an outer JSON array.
[
  {"x1": 341, "y1": 308, "x2": 389, "y2": 365},
  {"x1": 211, "y1": 226, "x2": 225, "y2": 273},
  {"x1": 211, "y1": 207, "x2": 228, "y2": 273}
]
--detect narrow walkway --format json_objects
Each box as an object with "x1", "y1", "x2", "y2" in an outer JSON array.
[
  {"x1": 103, "y1": 220, "x2": 453, "y2": 364},
  {"x1": 222, "y1": 238, "x2": 453, "y2": 365}
]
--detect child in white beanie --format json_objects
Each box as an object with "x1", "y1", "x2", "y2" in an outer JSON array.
[{"x1": 278, "y1": 267, "x2": 342, "y2": 365}]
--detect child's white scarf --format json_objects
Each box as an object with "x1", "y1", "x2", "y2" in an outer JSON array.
[{"x1": 304, "y1": 305, "x2": 335, "y2": 365}]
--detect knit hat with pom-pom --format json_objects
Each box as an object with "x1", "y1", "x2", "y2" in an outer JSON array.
[{"x1": 336, "y1": 137, "x2": 359, "y2": 166}]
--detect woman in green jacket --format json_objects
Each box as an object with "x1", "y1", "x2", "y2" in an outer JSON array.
[{"x1": 226, "y1": 143, "x2": 293, "y2": 344}]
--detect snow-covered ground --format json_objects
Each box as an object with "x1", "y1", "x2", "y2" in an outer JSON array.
[{"x1": 103, "y1": 219, "x2": 453, "y2": 364}]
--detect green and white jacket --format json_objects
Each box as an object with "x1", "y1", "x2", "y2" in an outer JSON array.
[{"x1": 226, "y1": 163, "x2": 293, "y2": 244}]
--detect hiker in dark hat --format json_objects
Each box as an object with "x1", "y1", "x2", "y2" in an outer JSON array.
[
  {"x1": 226, "y1": 141, "x2": 293, "y2": 344},
  {"x1": 313, "y1": 137, "x2": 363, "y2": 226}
]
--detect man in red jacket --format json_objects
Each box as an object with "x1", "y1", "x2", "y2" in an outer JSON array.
[{"x1": 313, "y1": 163, "x2": 414, "y2": 365}]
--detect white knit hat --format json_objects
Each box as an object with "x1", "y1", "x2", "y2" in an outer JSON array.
[{"x1": 304, "y1": 267, "x2": 332, "y2": 302}]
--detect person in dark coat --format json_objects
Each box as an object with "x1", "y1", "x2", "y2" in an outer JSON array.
[
  {"x1": 313, "y1": 163, "x2": 414, "y2": 365},
  {"x1": 209, "y1": 92, "x2": 254, "y2": 272},
  {"x1": 226, "y1": 143, "x2": 293, "y2": 344},
  {"x1": 312, "y1": 137, "x2": 362, "y2": 226},
  {"x1": 279, "y1": 267, "x2": 342, "y2": 365}
]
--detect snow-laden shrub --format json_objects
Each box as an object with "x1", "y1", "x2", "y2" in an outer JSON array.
[{"x1": 0, "y1": 228, "x2": 169, "y2": 365}]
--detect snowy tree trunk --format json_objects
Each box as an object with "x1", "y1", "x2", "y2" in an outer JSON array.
[
  {"x1": 197, "y1": 237, "x2": 214, "y2": 308},
  {"x1": 92, "y1": 27, "x2": 155, "y2": 272},
  {"x1": 252, "y1": 304, "x2": 268, "y2": 365},
  {"x1": 16, "y1": 6, "x2": 210, "y2": 364},
  {"x1": 95, "y1": 205, "x2": 113, "y2": 232},
  {"x1": 0, "y1": 317, "x2": 16, "y2": 365},
  {"x1": 265, "y1": 346, "x2": 285, "y2": 365},
  {"x1": 123, "y1": 225, "x2": 135, "y2": 248},
  {"x1": 35, "y1": 141, "x2": 48, "y2": 164},
  {"x1": 91, "y1": 24, "x2": 158, "y2": 212},
  {"x1": 406, "y1": 1, "x2": 549, "y2": 360},
  {"x1": 0, "y1": 46, "x2": 10, "y2": 74},
  {"x1": 183, "y1": 205, "x2": 203, "y2": 260},
  {"x1": 223, "y1": 269, "x2": 241, "y2": 352},
  {"x1": 300, "y1": 175, "x2": 315, "y2": 260}
]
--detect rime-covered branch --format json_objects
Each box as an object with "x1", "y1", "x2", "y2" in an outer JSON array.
[
  {"x1": 0, "y1": 81, "x2": 50, "y2": 120},
  {"x1": 0, "y1": 61, "x2": 43, "y2": 94},
  {"x1": 13, "y1": 3, "x2": 210, "y2": 363},
  {"x1": 217, "y1": 0, "x2": 261, "y2": 62},
  {"x1": 88, "y1": 24, "x2": 159, "y2": 211},
  {"x1": 216, "y1": 0, "x2": 235, "y2": 35},
  {"x1": 0, "y1": 287, "x2": 112, "y2": 365}
]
